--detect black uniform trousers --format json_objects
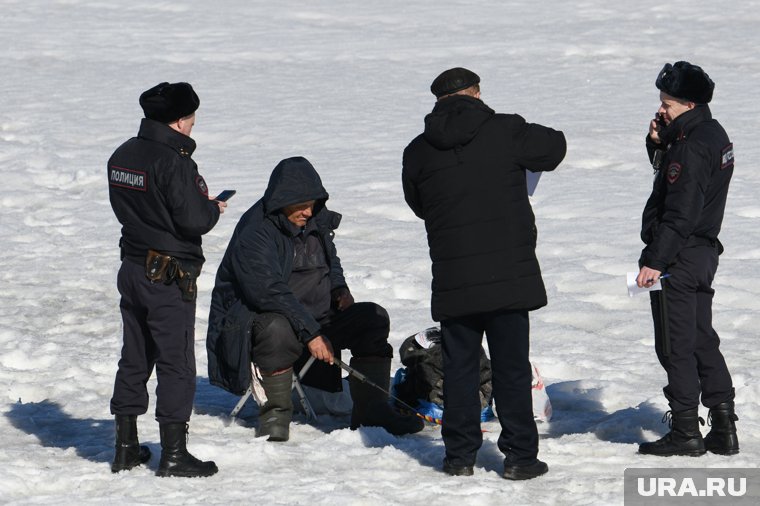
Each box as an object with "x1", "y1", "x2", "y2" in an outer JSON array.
[
  {"x1": 441, "y1": 309, "x2": 538, "y2": 467},
  {"x1": 110, "y1": 258, "x2": 197, "y2": 424},
  {"x1": 251, "y1": 301, "x2": 393, "y2": 390},
  {"x1": 649, "y1": 244, "x2": 734, "y2": 412}
]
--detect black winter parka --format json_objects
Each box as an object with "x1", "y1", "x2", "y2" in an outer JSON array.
[
  {"x1": 640, "y1": 105, "x2": 733, "y2": 272},
  {"x1": 108, "y1": 118, "x2": 220, "y2": 264},
  {"x1": 206, "y1": 157, "x2": 346, "y2": 395},
  {"x1": 402, "y1": 95, "x2": 566, "y2": 321}
]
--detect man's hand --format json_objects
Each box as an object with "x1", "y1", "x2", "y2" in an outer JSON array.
[
  {"x1": 210, "y1": 196, "x2": 227, "y2": 214},
  {"x1": 332, "y1": 287, "x2": 354, "y2": 311},
  {"x1": 307, "y1": 335, "x2": 334, "y2": 365},
  {"x1": 636, "y1": 266, "x2": 662, "y2": 288},
  {"x1": 649, "y1": 114, "x2": 664, "y2": 144}
]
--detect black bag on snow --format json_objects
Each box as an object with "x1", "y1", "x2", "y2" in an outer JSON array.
[{"x1": 393, "y1": 327, "x2": 493, "y2": 411}]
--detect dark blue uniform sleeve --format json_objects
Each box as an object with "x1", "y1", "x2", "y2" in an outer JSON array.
[
  {"x1": 642, "y1": 141, "x2": 712, "y2": 271},
  {"x1": 166, "y1": 157, "x2": 220, "y2": 237}
]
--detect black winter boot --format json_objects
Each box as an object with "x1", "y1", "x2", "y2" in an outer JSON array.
[
  {"x1": 257, "y1": 370, "x2": 294, "y2": 442},
  {"x1": 349, "y1": 357, "x2": 424, "y2": 436},
  {"x1": 111, "y1": 415, "x2": 151, "y2": 473},
  {"x1": 704, "y1": 401, "x2": 739, "y2": 455},
  {"x1": 638, "y1": 408, "x2": 706, "y2": 457},
  {"x1": 156, "y1": 423, "x2": 218, "y2": 477}
]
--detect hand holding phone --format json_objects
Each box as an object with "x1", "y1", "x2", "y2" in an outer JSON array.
[{"x1": 214, "y1": 189, "x2": 236, "y2": 202}]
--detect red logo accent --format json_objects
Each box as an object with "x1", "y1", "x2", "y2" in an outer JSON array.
[{"x1": 667, "y1": 163, "x2": 682, "y2": 184}]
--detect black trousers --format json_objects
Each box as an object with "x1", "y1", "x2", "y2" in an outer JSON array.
[
  {"x1": 110, "y1": 259, "x2": 197, "y2": 424},
  {"x1": 251, "y1": 302, "x2": 392, "y2": 391},
  {"x1": 649, "y1": 245, "x2": 734, "y2": 412},
  {"x1": 441, "y1": 309, "x2": 538, "y2": 467}
]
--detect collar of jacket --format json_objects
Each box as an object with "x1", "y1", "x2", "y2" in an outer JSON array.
[
  {"x1": 269, "y1": 206, "x2": 342, "y2": 237},
  {"x1": 137, "y1": 118, "x2": 197, "y2": 157},
  {"x1": 659, "y1": 104, "x2": 712, "y2": 145}
]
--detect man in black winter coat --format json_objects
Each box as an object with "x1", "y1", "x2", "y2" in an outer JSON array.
[
  {"x1": 402, "y1": 68, "x2": 566, "y2": 479},
  {"x1": 207, "y1": 157, "x2": 423, "y2": 441},
  {"x1": 108, "y1": 82, "x2": 224, "y2": 477},
  {"x1": 636, "y1": 62, "x2": 738, "y2": 457}
]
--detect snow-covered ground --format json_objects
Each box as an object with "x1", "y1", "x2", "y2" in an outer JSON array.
[{"x1": 1, "y1": 1, "x2": 759, "y2": 504}]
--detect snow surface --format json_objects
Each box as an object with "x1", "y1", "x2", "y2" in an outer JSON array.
[{"x1": 1, "y1": 0, "x2": 759, "y2": 504}]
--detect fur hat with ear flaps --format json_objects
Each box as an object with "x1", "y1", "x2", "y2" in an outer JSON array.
[
  {"x1": 139, "y1": 82, "x2": 200, "y2": 123},
  {"x1": 655, "y1": 61, "x2": 714, "y2": 104}
]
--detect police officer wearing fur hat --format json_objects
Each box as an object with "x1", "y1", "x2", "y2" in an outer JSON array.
[
  {"x1": 403, "y1": 68, "x2": 566, "y2": 479},
  {"x1": 636, "y1": 62, "x2": 739, "y2": 457},
  {"x1": 107, "y1": 82, "x2": 226, "y2": 476}
]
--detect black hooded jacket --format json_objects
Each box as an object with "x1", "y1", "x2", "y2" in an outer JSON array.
[
  {"x1": 206, "y1": 157, "x2": 346, "y2": 395},
  {"x1": 402, "y1": 95, "x2": 566, "y2": 321},
  {"x1": 108, "y1": 118, "x2": 220, "y2": 264},
  {"x1": 640, "y1": 105, "x2": 733, "y2": 271}
]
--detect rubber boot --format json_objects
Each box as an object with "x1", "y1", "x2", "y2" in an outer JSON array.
[
  {"x1": 156, "y1": 423, "x2": 218, "y2": 477},
  {"x1": 111, "y1": 415, "x2": 151, "y2": 473},
  {"x1": 638, "y1": 408, "x2": 706, "y2": 457},
  {"x1": 704, "y1": 401, "x2": 739, "y2": 455},
  {"x1": 349, "y1": 357, "x2": 424, "y2": 436},
  {"x1": 257, "y1": 369, "x2": 294, "y2": 442}
]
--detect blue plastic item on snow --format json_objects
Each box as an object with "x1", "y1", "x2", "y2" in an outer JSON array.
[{"x1": 391, "y1": 368, "x2": 494, "y2": 424}]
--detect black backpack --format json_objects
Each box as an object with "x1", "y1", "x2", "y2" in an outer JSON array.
[{"x1": 394, "y1": 327, "x2": 493, "y2": 410}]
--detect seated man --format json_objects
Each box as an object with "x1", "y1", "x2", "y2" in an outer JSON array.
[{"x1": 207, "y1": 156, "x2": 423, "y2": 441}]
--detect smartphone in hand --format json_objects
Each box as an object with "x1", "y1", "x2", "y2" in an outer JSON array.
[{"x1": 214, "y1": 189, "x2": 236, "y2": 202}]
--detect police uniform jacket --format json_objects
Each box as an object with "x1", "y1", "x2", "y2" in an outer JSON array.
[
  {"x1": 206, "y1": 157, "x2": 346, "y2": 395},
  {"x1": 640, "y1": 105, "x2": 734, "y2": 272},
  {"x1": 108, "y1": 118, "x2": 220, "y2": 265},
  {"x1": 402, "y1": 95, "x2": 566, "y2": 321}
]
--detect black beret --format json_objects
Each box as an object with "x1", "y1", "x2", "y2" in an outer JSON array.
[
  {"x1": 139, "y1": 82, "x2": 200, "y2": 123},
  {"x1": 655, "y1": 61, "x2": 714, "y2": 104},
  {"x1": 430, "y1": 67, "x2": 480, "y2": 98}
]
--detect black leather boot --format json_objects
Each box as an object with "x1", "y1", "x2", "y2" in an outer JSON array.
[
  {"x1": 111, "y1": 415, "x2": 151, "y2": 473},
  {"x1": 156, "y1": 423, "x2": 218, "y2": 477},
  {"x1": 704, "y1": 401, "x2": 739, "y2": 455},
  {"x1": 503, "y1": 458, "x2": 548, "y2": 480},
  {"x1": 349, "y1": 357, "x2": 424, "y2": 436},
  {"x1": 257, "y1": 369, "x2": 294, "y2": 442},
  {"x1": 638, "y1": 408, "x2": 706, "y2": 457}
]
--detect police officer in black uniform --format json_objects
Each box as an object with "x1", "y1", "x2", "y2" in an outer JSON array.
[
  {"x1": 636, "y1": 62, "x2": 739, "y2": 457},
  {"x1": 108, "y1": 82, "x2": 225, "y2": 476}
]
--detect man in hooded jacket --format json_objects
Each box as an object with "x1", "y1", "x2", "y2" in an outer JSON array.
[
  {"x1": 402, "y1": 68, "x2": 566, "y2": 479},
  {"x1": 207, "y1": 157, "x2": 423, "y2": 441}
]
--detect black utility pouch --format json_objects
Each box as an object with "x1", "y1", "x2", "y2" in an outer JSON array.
[
  {"x1": 145, "y1": 250, "x2": 178, "y2": 284},
  {"x1": 176, "y1": 269, "x2": 198, "y2": 302}
]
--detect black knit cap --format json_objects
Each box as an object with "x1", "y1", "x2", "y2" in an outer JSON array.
[
  {"x1": 430, "y1": 67, "x2": 480, "y2": 98},
  {"x1": 139, "y1": 82, "x2": 200, "y2": 123},
  {"x1": 655, "y1": 61, "x2": 714, "y2": 104}
]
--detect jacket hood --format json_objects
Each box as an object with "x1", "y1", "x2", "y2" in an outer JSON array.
[
  {"x1": 423, "y1": 95, "x2": 494, "y2": 149},
  {"x1": 263, "y1": 157, "x2": 329, "y2": 215}
]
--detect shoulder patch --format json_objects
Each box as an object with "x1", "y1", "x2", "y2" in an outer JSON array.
[
  {"x1": 667, "y1": 163, "x2": 682, "y2": 184},
  {"x1": 721, "y1": 144, "x2": 734, "y2": 170},
  {"x1": 195, "y1": 175, "x2": 209, "y2": 196},
  {"x1": 109, "y1": 165, "x2": 147, "y2": 191}
]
